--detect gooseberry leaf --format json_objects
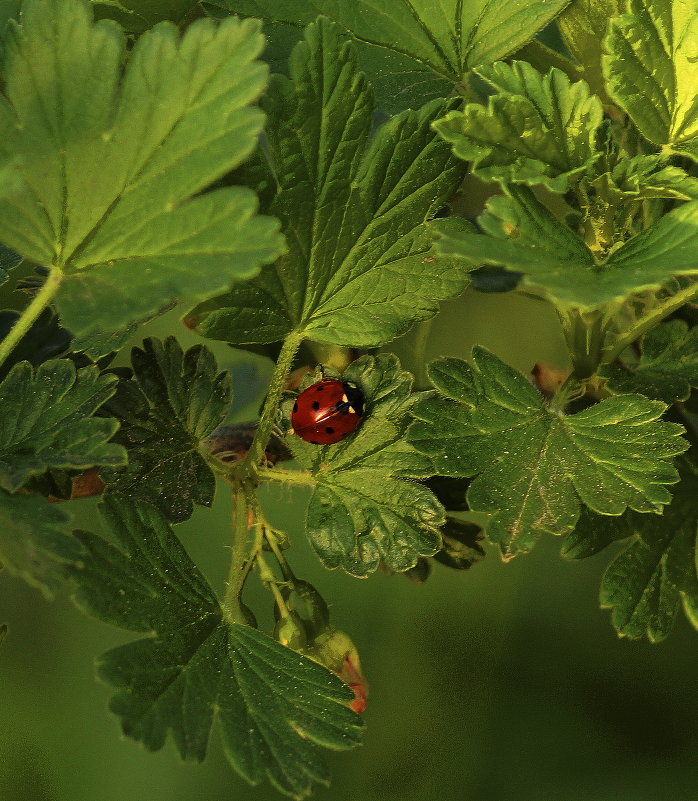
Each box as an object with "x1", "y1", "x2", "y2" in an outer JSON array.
[
  {"x1": 101, "y1": 337, "x2": 231, "y2": 523},
  {"x1": 560, "y1": 505, "x2": 635, "y2": 559},
  {"x1": 91, "y1": 0, "x2": 198, "y2": 33},
  {"x1": 188, "y1": 18, "x2": 471, "y2": 349},
  {"x1": 0, "y1": 0, "x2": 284, "y2": 337},
  {"x1": 0, "y1": 308, "x2": 71, "y2": 380},
  {"x1": 0, "y1": 359, "x2": 125, "y2": 492},
  {"x1": 437, "y1": 189, "x2": 698, "y2": 308},
  {"x1": 603, "y1": 0, "x2": 698, "y2": 161},
  {"x1": 71, "y1": 495, "x2": 363, "y2": 799},
  {"x1": 601, "y1": 320, "x2": 698, "y2": 404},
  {"x1": 287, "y1": 354, "x2": 444, "y2": 577},
  {"x1": 0, "y1": 489, "x2": 82, "y2": 597},
  {"x1": 591, "y1": 155, "x2": 698, "y2": 203},
  {"x1": 408, "y1": 348, "x2": 689, "y2": 556},
  {"x1": 434, "y1": 61, "x2": 603, "y2": 193},
  {"x1": 211, "y1": 0, "x2": 569, "y2": 83}
]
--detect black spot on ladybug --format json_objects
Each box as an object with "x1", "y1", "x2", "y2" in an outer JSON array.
[
  {"x1": 310, "y1": 440, "x2": 320, "y2": 445},
  {"x1": 293, "y1": 402, "x2": 298, "y2": 413},
  {"x1": 325, "y1": 427, "x2": 335, "y2": 434},
  {"x1": 312, "y1": 401, "x2": 321, "y2": 411},
  {"x1": 316, "y1": 385, "x2": 324, "y2": 391}
]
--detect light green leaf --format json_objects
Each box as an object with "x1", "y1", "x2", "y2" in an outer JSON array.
[
  {"x1": 591, "y1": 154, "x2": 698, "y2": 203},
  {"x1": 207, "y1": 0, "x2": 570, "y2": 81},
  {"x1": 0, "y1": 0, "x2": 284, "y2": 337},
  {"x1": 599, "y1": 455, "x2": 698, "y2": 641},
  {"x1": 102, "y1": 337, "x2": 231, "y2": 523},
  {"x1": 408, "y1": 348, "x2": 688, "y2": 556},
  {"x1": 434, "y1": 61, "x2": 603, "y2": 192},
  {"x1": 286, "y1": 355, "x2": 443, "y2": 576},
  {"x1": 0, "y1": 360, "x2": 125, "y2": 492},
  {"x1": 437, "y1": 190, "x2": 698, "y2": 309},
  {"x1": 0, "y1": 490, "x2": 83, "y2": 597},
  {"x1": 603, "y1": 0, "x2": 698, "y2": 160},
  {"x1": 72, "y1": 495, "x2": 363, "y2": 799},
  {"x1": 189, "y1": 18, "x2": 471, "y2": 349},
  {"x1": 601, "y1": 320, "x2": 698, "y2": 404}
]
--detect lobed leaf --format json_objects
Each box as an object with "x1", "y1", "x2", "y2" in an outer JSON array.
[
  {"x1": 188, "y1": 17, "x2": 472, "y2": 349},
  {"x1": 603, "y1": 0, "x2": 698, "y2": 160},
  {"x1": 409, "y1": 348, "x2": 689, "y2": 556},
  {"x1": 0, "y1": 359, "x2": 125, "y2": 492},
  {"x1": 0, "y1": 489, "x2": 83, "y2": 597},
  {"x1": 437, "y1": 189, "x2": 698, "y2": 309},
  {"x1": 288, "y1": 354, "x2": 444, "y2": 576},
  {"x1": 0, "y1": 0, "x2": 284, "y2": 337},
  {"x1": 102, "y1": 337, "x2": 231, "y2": 523},
  {"x1": 434, "y1": 61, "x2": 603, "y2": 193},
  {"x1": 71, "y1": 495, "x2": 363, "y2": 799}
]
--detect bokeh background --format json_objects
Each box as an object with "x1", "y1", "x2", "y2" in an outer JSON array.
[{"x1": 2, "y1": 281, "x2": 698, "y2": 801}]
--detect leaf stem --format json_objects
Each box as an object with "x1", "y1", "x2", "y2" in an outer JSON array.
[
  {"x1": 241, "y1": 331, "x2": 304, "y2": 474},
  {"x1": 221, "y1": 483, "x2": 252, "y2": 625},
  {"x1": 0, "y1": 266, "x2": 62, "y2": 369},
  {"x1": 258, "y1": 467, "x2": 316, "y2": 486}
]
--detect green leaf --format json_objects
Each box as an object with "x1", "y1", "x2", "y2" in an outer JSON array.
[
  {"x1": 598, "y1": 455, "x2": 698, "y2": 641},
  {"x1": 102, "y1": 337, "x2": 231, "y2": 523},
  {"x1": 434, "y1": 61, "x2": 603, "y2": 192},
  {"x1": 408, "y1": 348, "x2": 688, "y2": 556},
  {"x1": 72, "y1": 495, "x2": 362, "y2": 798},
  {"x1": 287, "y1": 354, "x2": 444, "y2": 577},
  {"x1": 603, "y1": 0, "x2": 698, "y2": 160},
  {"x1": 189, "y1": 18, "x2": 471, "y2": 349},
  {"x1": 0, "y1": 308, "x2": 72, "y2": 380},
  {"x1": 209, "y1": 0, "x2": 569, "y2": 82},
  {"x1": 91, "y1": 0, "x2": 198, "y2": 33},
  {"x1": 0, "y1": 0, "x2": 284, "y2": 337},
  {"x1": 0, "y1": 489, "x2": 83, "y2": 597},
  {"x1": 601, "y1": 320, "x2": 698, "y2": 404},
  {"x1": 0, "y1": 359, "x2": 125, "y2": 492},
  {"x1": 561, "y1": 505, "x2": 635, "y2": 559},
  {"x1": 437, "y1": 190, "x2": 698, "y2": 309},
  {"x1": 591, "y1": 154, "x2": 698, "y2": 203},
  {"x1": 557, "y1": 0, "x2": 623, "y2": 102}
]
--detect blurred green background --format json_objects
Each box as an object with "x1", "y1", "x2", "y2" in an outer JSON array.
[{"x1": 2, "y1": 286, "x2": 697, "y2": 801}]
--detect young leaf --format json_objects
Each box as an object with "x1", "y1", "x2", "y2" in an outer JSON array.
[
  {"x1": 434, "y1": 61, "x2": 603, "y2": 192},
  {"x1": 210, "y1": 0, "x2": 569, "y2": 82},
  {"x1": 437, "y1": 190, "x2": 698, "y2": 308},
  {"x1": 603, "y1": 0, "x2": 698, "y2": 160},
  {"x1": 287, "y1": 354, "x2": 444, "y2": 577},
  {"x1": 0, "y1": 359, "x2": 125, "y2": 492},
  {"x1": 0, "y1": 0, "x2": 284, "y2": 337},
  {"x1": 72, "y1": 495, "x2": 363, "y2": 798},
  {"x1": 591, "y1": 154, "x2": 698, "y2": 203},
  {"x1": 102, "y1": 337, "x2": 231, "y2": 523},
  {"x1": 0, "y1": 490, "x2": 83, "y2": 597},
  {"x1": 601, "y1": 320, "x2": 698, "y2": 404},
  {"x1": 598, "y1": 455, "x2": 698, "y2": 641},
  {"x1": 408, "y1": 348, "x2": 689, "y2": 556},
  {"x1": 188, "y1": 18, "x2": 472, "y2": 349}
]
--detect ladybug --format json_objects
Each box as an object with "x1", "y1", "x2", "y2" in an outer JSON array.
[{"x1": 290, "y1": 378, "x2": 365, "y2": 445}]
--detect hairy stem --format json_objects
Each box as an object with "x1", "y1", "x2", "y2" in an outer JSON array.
[
  {"x1": 0, "y1": 267, "x2": 62, "y2": 369},
  {"x1": 221, "y1": 483, "x2": 252, "y2": 625},
  {"x1": 258, "y1": 467, "x2": 316, "y2": 486}
]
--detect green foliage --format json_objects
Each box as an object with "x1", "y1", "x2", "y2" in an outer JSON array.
[
  {"x1": 102, "y1": 337, "x2": 231, "y2": 522},
  {"x1": 72, "y1": 495, "x2": 363, "y2": 798},
  {"x1": 288, "y1": 355, "x2": 444, "y2": 576},
  {"x1": 409, "y1": 348, "x2": 688, "y2": 556},
  {"x1": 189, "y1": 18, "x2": 472, "y2": 348},
  {"x1": 0, "y1": 0, "x2": 283, "y2": 336}
]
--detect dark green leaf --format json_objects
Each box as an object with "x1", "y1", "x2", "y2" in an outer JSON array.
[
  {"x1": 91, "y1": 0, "x2": 199, "y2": 33},
  {"x1": 102, "y1": 337, "x2": 231, "y2": 523},
  {"x1": 0, "y1": 0, "x2": 284, "y2": 337},
  {"x1": 599, "y1": 455, "x2": 698, "y2": 641},
  {"x1": 601, "y1": 320, "x2": 698, "y2": 404},
  {"x1": 561, "y1": 505, "x2": 635, "y2": 559},
  {"x1": 603, "y1": 0, "x2": 698, "y2": 160},
  {"x1": 409, "y1": 348, "x2": 688, "y2": 556},
  {"x1": 0, "y1": 359, "x2": 125, "y2": 492},
  {"x1": 72, "y1": 495, "x2": 363, "y2": 798},
  {"x1": 434, "y1": 517, "x2": 485, "y2": 571},
  {"x1": 288, "y1": 354, "x2": 443, "y2": 576},
  {"x1": 437, "y1": 190, "x2": 698, "y2": 309},
  {"x1": 0, "y1": 308, "x2": 72, "y2": 380},
  {"x1": 0, "y1": 489, "x2": 82, "y2": 597},
  {"x1": 434, "y1": 61, "x2": 603, "y2": 192},
  {"x1": 189, "y1": 18, "x2": 472, "y2": 348}
]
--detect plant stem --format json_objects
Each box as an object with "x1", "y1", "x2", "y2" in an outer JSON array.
[
  {"x1": 412, "y1": 319, "x2": 432, "y2": 389},
  {"x1": 602, "y1": 281, "x2": 698, "y2": 365},
  {"x1": 0, "y1": 266, "x2": 62, "y2": 369},
  {"x1": 258, "y1": 467, "x2": 316, "y2": 486},
  {"x1": 241, "y1": 331, "x2": 303, "y2": 474},
  {"x1": 221, "y1": 483, "x2": 251, "y2": 624},
  {"x1": 559, "y1": 307, "x2": 607, "y2": 380}
]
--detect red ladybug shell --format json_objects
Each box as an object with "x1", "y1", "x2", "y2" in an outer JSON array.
[{"x1": 290, "y1": 379, "x2": 365, "y2": 445}]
